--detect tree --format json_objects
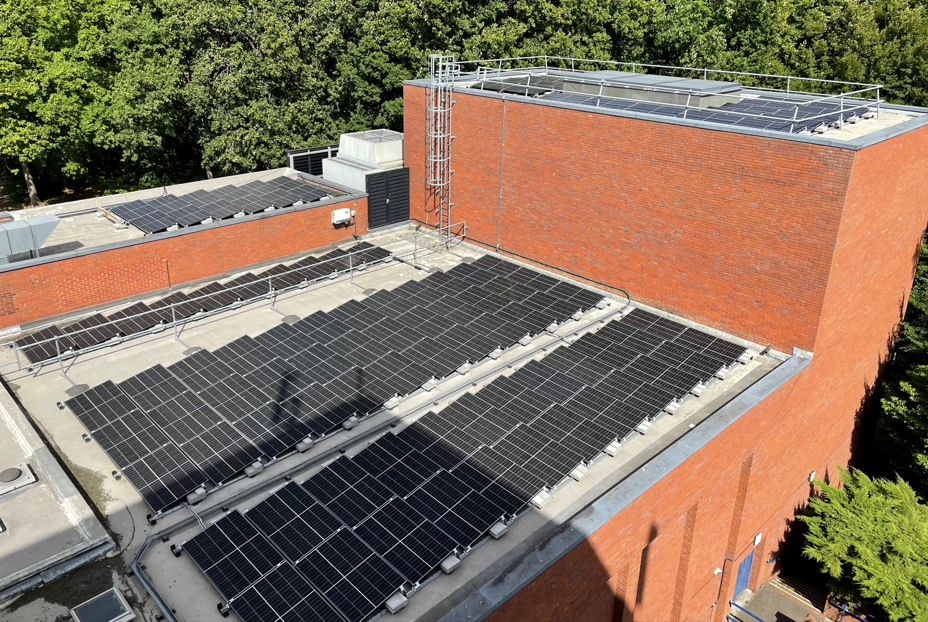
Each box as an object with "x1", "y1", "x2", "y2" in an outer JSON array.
[
  {"x1": 0, "y1": 0, "x2": 114, "y2": 204},
  {"x1": 799, "y1": 467, "x2": 928, "y2": 621},
  {"x1": 875, "y1": 233, "x2": 928, "y2": 499}
]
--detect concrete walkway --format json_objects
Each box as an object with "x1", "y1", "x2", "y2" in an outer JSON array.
[{"x1": 734, "y1": 580, "x2": 826, "y2": 622}]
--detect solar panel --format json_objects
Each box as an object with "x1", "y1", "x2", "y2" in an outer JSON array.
[
  {"x1": 148, "y1": 391, "x2": 261, "y2": 483},
  {"x1": 183, "y1": 510, "x2": 285, "y2": 602},
  {"x1": 229, "y1": 563, "x2": 343, "y2": 622},
  {"x1": 246, "y1": 481, "x2": 342, "y2": 563},
  {"x1": 119, "y1": 365, "x2": 188, "y2": 413},
  {"x1": 296, "y1": 528, "x2": 404, "y2": 622},
  {"x1": 302, "y1": 456, "x2": 393, "y2": 527}
]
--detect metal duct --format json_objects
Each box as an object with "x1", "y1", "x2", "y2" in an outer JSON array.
[{"x1": 0, "y1": 215, "x2": 60, "y2": 264}]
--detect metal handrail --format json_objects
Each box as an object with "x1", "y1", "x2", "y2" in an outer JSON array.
[
  {"x1": 471, "y1": 74, "x2": 875, "y2": 128},
  {"x1": 2, "y1": 226, "x2": 464, "y2": 372},
  {"x1": 728, "y1": 601, "x2": 765, "y2": 622},
  {"x1": 455, "y1": 55, "x2": 880, "y2": 90}
]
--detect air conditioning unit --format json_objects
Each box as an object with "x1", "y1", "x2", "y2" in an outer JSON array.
[{"x1": 331, "y1": 208, "x2": 352, "y2": 226}]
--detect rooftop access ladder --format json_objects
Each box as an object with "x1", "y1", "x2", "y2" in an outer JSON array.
[{"x1": 426, "y1": 54, "x2": 460, "y2": 243}]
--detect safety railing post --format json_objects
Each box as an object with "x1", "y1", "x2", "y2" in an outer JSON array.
[
  {"x1": 349, "y1": 252, "x2": 354, "y2": 286},
  {"x1": 171, "y1": 305, "x2": 179, "y2": 341}
]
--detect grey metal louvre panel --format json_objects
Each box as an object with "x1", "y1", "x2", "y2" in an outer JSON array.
[
  {"x1": 386, "y1": 167, "x2": 410, "y2": 223},
  {"x1": 366, "y1": 171, "x2": 390, "y2": 228},
  {"x1": 288, "y1": 145, "x2": 339, "y2": 176}
]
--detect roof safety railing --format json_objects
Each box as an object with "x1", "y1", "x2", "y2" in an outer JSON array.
[
  {"x1": 473, "y1": 74, "x2": 876, "y2": 129},
  {"x1": 452, "y1": 56, "x2": 883, "y2": 132},
  {"x1": 455, "y1": 55, "x2": 879, "y2": 90},
  {"x1": 1, "y1": 225, "x2": 465, "y2": 373}
]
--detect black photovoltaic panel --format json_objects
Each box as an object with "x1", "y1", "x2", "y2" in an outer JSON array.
[
  {"x1": 147, "y1": 391, "x2": 262, "y2": 484},
  {"x1": 177, "y1": 294, "x2": 754, "y2": 618},
  {"x1": 296, "y1": 528, "x2": 404, "y2": 622},
  {"x1": 355, "y1": 497, "x2": 457, "y2": 585},
  {"x1": 109, "y1": 178, "x2": 336, "y2": 234},
  {"x1": 16, "y1": 242, "x2": 392, "y2": 366},
  {"x1": 246, "y1": 481, "x2": 342, "y2": 563},
  {"x1": 229, "y1": 563, "x2": 343, "y2": 622},
  {"x1": 539, "y1": 91, "x2": 848, "y2": 134},
  {"x1": 183, "y1": 510, "x2": 285, "y2": 602},
  {"x1": 118, "y1": 364, "x2": 188, "y2": 413},
  {"x1": 66, "y1": 381, "x2": 207, "y2": 512},
  {"x1": 302, "y1": 456, "x2": 392, "y2": 527},
  {"x1": 121, "y1": 443, "x2": 207, "y2": 512},
  {"x1": 65, "y1": 380, "x2": 138, "y2": 432}
]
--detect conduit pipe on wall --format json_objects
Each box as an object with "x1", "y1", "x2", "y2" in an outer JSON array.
[{"x1": 497, "y1": 96, "x2": 507, "y2": 251}]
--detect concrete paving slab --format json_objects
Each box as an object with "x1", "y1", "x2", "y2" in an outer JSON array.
[{"x1": 736, "y1": 581, "x2": 826, "y2": 622}]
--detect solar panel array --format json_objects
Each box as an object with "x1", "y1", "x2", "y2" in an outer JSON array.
[
  {"x1": 18, "y1": 242, "x2": 391, "y2": 365},
  {"x1": 65, "y1": 255, "x2": 606, "y2": 513},
  {"x1": 180, "y1": 307, "x2": 748, "y2": 622},
  {"x1": 539, "y1": 91, "x2": 849, "y2": 133},
  {"x1": 108, "y1": 177, "x2": 334, "y2": 234}
]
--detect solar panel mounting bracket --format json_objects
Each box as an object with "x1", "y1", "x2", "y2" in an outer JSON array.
[
  {"x1": 440, "y1": 554, "x2": 462, "y2": 574},
  {"x1": 530, "y1": 490, "x2": 552, "y2": 509},
  {"x1": 604, "y1": 439, "x2": 622, "y2": 456},
  {"x1": 569, "y1": 463, "x2": 589, "y2": 482}
]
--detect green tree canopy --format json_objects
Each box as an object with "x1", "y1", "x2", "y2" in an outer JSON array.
[
  {"x1": 2, "y1": 0, "x2": 928, "y2": 200},
  {"x1": 876, "y1": 234, "x2": 928, "y2": 499},
  {"x1": 800, "y1": 467, "x2": 928, "y2": 621}
]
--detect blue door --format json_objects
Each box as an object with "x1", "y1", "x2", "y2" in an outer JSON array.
[{"x1": 734, "y1": 549, "x2": 755, "y2": 597}]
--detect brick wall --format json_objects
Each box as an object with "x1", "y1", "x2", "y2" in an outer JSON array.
[
  {"x1": 405, "y1": 85, "x2": 858, "y2": 352},
  {"x1": 405, "y1": 85, "x2": 928, "y2": 622},
  {"x1": 0, "y1": 196, "x2": 366, "y2": 329}
]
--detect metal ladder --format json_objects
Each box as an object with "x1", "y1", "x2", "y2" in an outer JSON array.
[{"x1": 426, "y1": 54, "x2": 459, "y2": 242}]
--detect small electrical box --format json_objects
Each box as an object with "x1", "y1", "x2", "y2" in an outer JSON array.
[{"x1": 331, "y1": 208, "x2": 352, "y2": 226}]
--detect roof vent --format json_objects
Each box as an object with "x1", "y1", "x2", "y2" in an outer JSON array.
[{"x1": 0, "y1": 462, "x2": 37, "y2": 496}]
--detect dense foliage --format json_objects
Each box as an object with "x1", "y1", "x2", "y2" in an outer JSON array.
[
  {"x1": 875, "y1": 235, "x2": 928, "y2": 500},
  {"x1": 2, "y1": 0, "x2": 928, "y2": 201},
  {"x1": 800, "y1": 468, "x2": 928, "y2": 621}
]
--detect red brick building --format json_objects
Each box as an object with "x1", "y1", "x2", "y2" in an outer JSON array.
[
  {"x1": 401, "y1": 63, "x2": 928, "y2": 621},
  {"x1": 1, "y1": 61, "x2": 927, "y2": 622}
]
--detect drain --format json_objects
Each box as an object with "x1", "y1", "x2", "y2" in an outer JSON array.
[{"x1": 0, "y1": 468, "x2": 22, "y2": 483}]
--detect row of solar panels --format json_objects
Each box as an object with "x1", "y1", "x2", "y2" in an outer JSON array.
[
  {"x1": 64, "y1": 254, "x2": 607, "y2": 513},
  {"x1": 540, "y1": 91, "x2": 850, "y2": 133},
  {"x1": 16, "y1": 242, "x2": 392, "y2": 365},
  {"x1": 177, "y1": 308, "x2": 748, "y2": 622},
  {"x1": 107, "y1": 176, "x2": 335, "y2": 234}
]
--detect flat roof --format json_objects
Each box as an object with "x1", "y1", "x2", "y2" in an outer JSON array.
[
  {"x1": 0, "y1": 226, "x2": 789, "y2": 621},
  {"x1": 458, "y1": 68, "x2": 916, "y2": 139},
  {"x1": 1, "y1": 169, "x2": 353, "y2": 269},
  {"x1": 0, "y1": 371, "x2": 113, "y2": 603}
]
